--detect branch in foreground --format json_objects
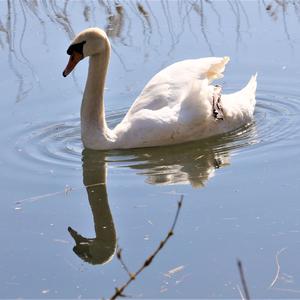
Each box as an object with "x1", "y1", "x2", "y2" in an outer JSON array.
[
  {"x1": 110, "y1": 195, "x2": 184, "y2": 300},
  {"x1": 237, "y1": 259, "x2": 250, "y2": 300}
]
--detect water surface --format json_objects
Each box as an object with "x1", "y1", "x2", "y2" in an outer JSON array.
[{"x1": 1, "y1": 1, "x2": 300, "y2": 298}]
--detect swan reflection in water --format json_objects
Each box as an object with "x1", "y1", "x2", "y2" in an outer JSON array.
[
  {"x1": 68, "y1": 151, "x2": 116, "y2": 265},
  {"x1": 68, "y1": 125, "x2": 257, "y2": 264}
]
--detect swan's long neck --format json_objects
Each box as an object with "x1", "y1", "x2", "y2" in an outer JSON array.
[{"x1": 81, "y1": 45, "x2": 114, "y2": 148}]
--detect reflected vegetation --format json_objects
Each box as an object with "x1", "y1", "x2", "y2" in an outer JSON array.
[{"x1": 1, "y1": 0, "x2": 299, "y2": 101}]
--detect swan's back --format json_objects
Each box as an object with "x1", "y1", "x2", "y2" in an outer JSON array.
[
  {"x1": 125, "y1": 57, "x2": 230, "y2": 117},
  {"x1": 112, "y1": 56, "x2": 257, "y2": 149}
]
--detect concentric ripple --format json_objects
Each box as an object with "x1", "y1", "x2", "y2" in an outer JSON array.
[
  {"x1": 13, "y1": 87, "x2": 300, "y2": 174},
  {"x1": 255, "y1": 89, "x2": 300, "y2": 146},
  {"x1": 14, "y1": 109, "x2": 126, "y2": 171},
  {"x1": 211, "y1": 87, "x2": 300, "y2": 155},
  {"x1": 16, "y1": 118, "x2": 83, "y2": 169}
]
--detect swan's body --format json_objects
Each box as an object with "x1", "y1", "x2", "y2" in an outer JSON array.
[{"x1": 63, "y1": 28, "x2": 257, "y2": 150}]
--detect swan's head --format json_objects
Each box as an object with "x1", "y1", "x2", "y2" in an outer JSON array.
[{"x1": 63, "y1": 28, "x2": 110, "y2": 77}]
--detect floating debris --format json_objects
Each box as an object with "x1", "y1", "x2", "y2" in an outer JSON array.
[
  {"x1": 53, "y1": 239, "x2": 69, "y2": 244},
  {"x1": 164, "y1": 265, "x2": 185, "y2": 278}
]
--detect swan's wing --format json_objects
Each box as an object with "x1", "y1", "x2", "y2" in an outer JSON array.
[
  {"x1": 112, "y1": 57, "x2": 230, "y2": 147},
  {"x1": 125, "y1": 57, "x2": 229, "y2": 117}
]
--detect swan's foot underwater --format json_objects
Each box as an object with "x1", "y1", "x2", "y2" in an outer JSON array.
[{"x1": 213, "y1": 85, "x2": 224, "y2": 120}]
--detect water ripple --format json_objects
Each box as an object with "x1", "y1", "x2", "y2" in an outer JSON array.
[{"x1": 14, "y1": 88, "x2": 300, "y2": 172}]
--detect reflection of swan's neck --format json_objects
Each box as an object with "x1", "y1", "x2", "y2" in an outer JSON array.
[
  {"x1": 81, "y1": 47, "x2": 113, "y2": 147},
  {"x1": 85, "y1": 165, "x2": 115, "y2": 241}
]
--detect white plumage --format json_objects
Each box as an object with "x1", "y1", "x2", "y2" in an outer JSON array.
[{"x1": 63, "y1": 28, "x2": 257, "y2": 150}]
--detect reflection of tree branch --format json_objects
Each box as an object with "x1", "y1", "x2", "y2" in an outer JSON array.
[
  {"x1": 110, "y1": 196, "x2": 183, "y2": 300},
  {"x1": 134, "y1": 1, "x2": 152, "y2": 50},
  {"x1": 122, "y1": 2, "x2": 134, "y2": 46},
  {"x1": 166, "y1": 1, "x2": 193, "y2": 59},
  {"x1": 6, "y1": 0, "x2": 32, "y2": 102},
  {"x1": 145, "y1": 0, "x2": 163, "y2": 45},
  {"x1": 1, "y1": 0, "x2": 299, "y2": 103},
  {"x1": 263, "y1": 1, "x2": 293, "y2": 48},
  {"x1": 23, "y1": 0, "x2": 48, "y2": 47},
  {"x1": 0, "y1": 16, "x2": 7, "y2": 48},
  {"x1": 137, "y1": 2, "x2": 151, "y2": 31},
  {"x1": 127, "y1": 1, "x2": 146, "y2": 38},
  {"x1": 281, "y1": 2, "x2": 293, "y2": 49},
  {"x1": 192, "y1": 0, "x2": 214, "y2": 55},
  {"x1": 19, "y1": 0, "x2": 39, "y2": 82},
  {"x1": 83, "y1": 5, "x2": 91, "y2": 22},
  {"x1": 238, "y1": 0, "x2": 250, "y2": 31},
  {"x1": 186, "y1": 2, "x2": 199, "y2": 43},
  {"x1": 292, "y1": 1, "x2": 300, "y2": 23},
  {"x1": 48, "y1": 0, "x2": 74, "y2": 40},
  {"x1": 136, "y1": 1, "x2": 158, "y2": 58},
  {"x1": 111, "y1": 44, "x2": 131, "y2": 72},
  {"x1": 205, "y1": 0, "x2": 223, "y2": 35},
  {"x1": 161, "y1": 0, "x2": 176, "y2": 57},
  {"x1": 105, "y1": 2, "x2": 124, "y2": 41},
  {"x1": 228, "y1": 0, "x2": 241, "y2": 51}
]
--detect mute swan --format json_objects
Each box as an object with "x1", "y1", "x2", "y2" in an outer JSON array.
[{"x1": 63, "y1": 28, "x2": 257, "y2": 150}]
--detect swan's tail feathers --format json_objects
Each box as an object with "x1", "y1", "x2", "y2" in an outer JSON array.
[
  {"x1": 238, "y1": 73, "x2": 257, "y2": 115},
  {"x1": 207, "y1": 56, "x2": 230, "y2": 82},
  {"x1": 245, "y1": 73, "x2": 258, "y2": 93},
  {"x1": 244, "y1": 73, "x2": 257, "y2": 106}
]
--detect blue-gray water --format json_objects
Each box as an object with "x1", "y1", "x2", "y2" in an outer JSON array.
[{"x1": 1, "y1": 0, "x2": 300, "y2": 298}]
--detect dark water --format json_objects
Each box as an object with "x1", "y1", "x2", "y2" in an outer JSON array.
[{"x1": 1, "y1": 0, "x2": 300, "y2": 298}]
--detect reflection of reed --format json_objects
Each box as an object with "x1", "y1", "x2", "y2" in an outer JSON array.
[
  {"x1": 263, "y1": 0, "x2": 293, "y2": 48},
  {"x1": 1, "y1": 0, "x2": 298, "y2": 101},
  {"x1": 22, "y1": 0, "x2": 48, "y2": 47},
  {"x1": 228, "y1": 0, "x2": 242, "y2": 51},
  {"x1": 46, "y1": 0, "x2": 74, "y2": 39},
  {"x1": 4, "y1": 0, "x2": 33, "y2": 102},
  {"x1": 192, "y1": 0, "x2": 214, "y2": 55},
  {"x1": 105, "y1": 2, "x2": 125, "y2": 41}
]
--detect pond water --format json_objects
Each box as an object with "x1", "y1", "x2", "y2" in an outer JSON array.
[{"x1": 1, "y1": 0, "x2": 300, "y2": 298}]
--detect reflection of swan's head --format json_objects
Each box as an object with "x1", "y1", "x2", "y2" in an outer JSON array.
[
  {"x1": 63, "y1": 28, "x2": 110, "y2": 77},
  {"x1": 68, "y1": 226, "x2": 115, "y2": 265}
]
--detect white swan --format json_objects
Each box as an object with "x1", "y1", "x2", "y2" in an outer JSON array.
[{"x1": 63, "y1": 28, "x2": 257, "y2": 150}]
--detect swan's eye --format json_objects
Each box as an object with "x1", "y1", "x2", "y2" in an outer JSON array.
[{"x1": 67, "y1": 40, "x2": 86, "y2": 56}]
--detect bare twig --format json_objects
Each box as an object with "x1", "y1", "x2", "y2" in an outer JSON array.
[
  {"x1": 116, "y1": 246, "x2": 133, "y2": 279},
  {"x1": 236, "y1": 284, "x2": 246, "y2": 300},
  {"x1": 110, "y1": 195, "x2": 184, "y2": 300},
  {"x1": 237, "y1": 259, "x2": 250, "y2": 300}
]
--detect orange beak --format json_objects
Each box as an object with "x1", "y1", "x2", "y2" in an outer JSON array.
[{"x1": 63, "y1": 52, "x2": 83, "y2": 77}]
